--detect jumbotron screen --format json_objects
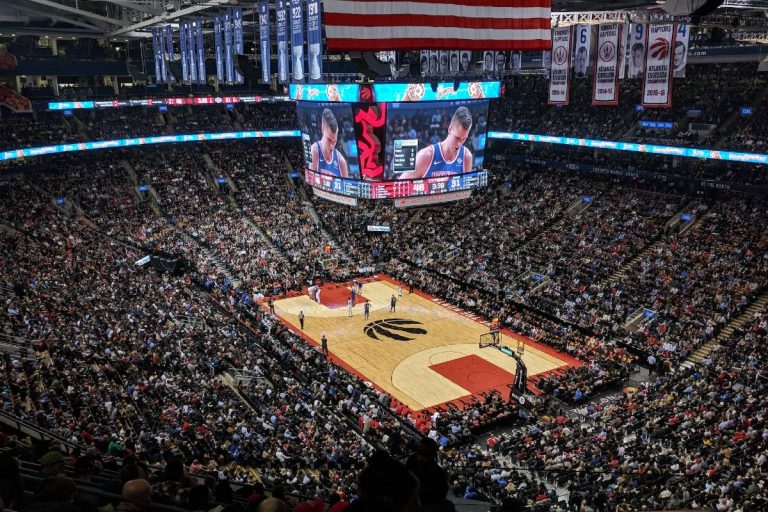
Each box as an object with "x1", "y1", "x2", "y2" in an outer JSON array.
[{"x1": 294, "y1": 81, "x2": 497, "y2": 203}]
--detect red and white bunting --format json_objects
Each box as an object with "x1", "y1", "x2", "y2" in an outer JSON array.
[
  {"x1": 642, "y1": 23, "x2": 676, "y2": 108},
  {"x1": 592, "y1": 24, "x2": 621, "y2": 106},
  {"x1": 548, "y1": 26, "x2": 571, "y2": 105}
]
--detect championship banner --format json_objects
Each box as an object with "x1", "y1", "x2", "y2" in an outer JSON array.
[
  {"x1": 165, "y1": 25, "x2": 175, "y2": 83},
  {"x1": 420, "y1": 50, "x2": 429, "y2": 76},
  {"x1": 290, "y1": 0, "x2": 305, "y2": 81},
  {"x1": 196, "y1": 16, "x2": 205, "y2": 84},
  {"x1": 214, "y1": 15, "x2": 224, "y2": 83},
  {"x1": 234, "y1": 7, "x2": 244, "y2": 83},
  {"x1": 188, "y1": 19, "x2": 197, "y2": 83},
  {"x1": 592, "y1": 24, "x2": 620, "y2": 106},
  {"x1": 548, "y1": 27, "x2": 571, "y2": 105},
  {"x1": 627, "y1": 23, "x2": 645, "y2": 78},
  {"x1": 180, "y1": 21, "x2": 189, "y2": 84},
  {"x1": 277, "y1": 0, "x2": 289, "y2": 83},
  {"x1": 642, "y1": 23, "x2": 675, "y2": 108},
  {"x1": 152, "y1": 29, "x2": 162, "y2": 83},
  {"x1": 306, "y1": 0, "x2": 322, "y2": 80},
  {"x1": 224, "y1": 10, "x2": 234, "y2": 84},
  {"x1": 258, "y1": 0, "x2": 271, "y2": 83},
  {"x1": 573, "y1": 24, "x2": 591, "y2": 78},
  {"x1": 673, "y1": 24, "x2": 689, "y2": 78}
]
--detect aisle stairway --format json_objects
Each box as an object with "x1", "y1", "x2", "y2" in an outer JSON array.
[
  {"x1": 177, "y1": 229, "x2": 241, "y2": 288},
  {"x1": 681, "y1": 289, "x2": 768, "y2": 369}
]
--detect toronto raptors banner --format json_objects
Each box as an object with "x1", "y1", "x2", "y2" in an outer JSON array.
[
  {"x1": 277, "y1": 0, "x2": 289, "y2": 83},
  {"x1": 258, "y1": 0, "x2": 271, "y2": 83},
  {"x1": 548, "y1": 27, "x2": 571, "y2": 105},
  {"x1": 180, "y1": 21, "x2": 189, "y2": 84},
  {"x1": 592, "y1": 24, "x2": 620, "y2": 106},
  {"x1": 290, "y1": 0, "x2": 305, "y2": 81},
  {"x1": 642, "y1": 23, "x2": 675, "y2": 108},
  {"x1": 673, "y1": 24, "x2": 689, "y2": 78},
  {"x1": 213, "y1": 15, "x2": 224, "y2": 83},
  {"x1": 233, "y1": 7, "x2": 244, "y2": 84},
  {"x1": 306, "y1": 0, "x2": 323, "y2": 80}
]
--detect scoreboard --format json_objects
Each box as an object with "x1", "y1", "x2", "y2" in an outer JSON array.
[{"x1": 305, "y1": 169, "x2": 488, "y2": 200}]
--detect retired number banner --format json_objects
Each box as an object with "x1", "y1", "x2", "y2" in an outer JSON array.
[
  {"x1": 642, "y1": 23, "x2": 675, "y2": 108},
  {"x1": 673, "y1": 24, "x2": 689, "y2": 78},
  {"x1": 592, "y1": 24, "x2": 620, "y2": 106},
  {"x1": 548, "y1": 27, "x2": 571, "y2": 106},
  {"x1": 234, "y1": 7, "x2": 244, "y2": 84}
]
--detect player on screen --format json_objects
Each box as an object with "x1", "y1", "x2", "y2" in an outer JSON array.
[
  {"x1": 398, "y1": 106, "x2": 473, "y2": 180},
  {"x1": 310, "y1": 108, "x2": 349, "y2": 178}
]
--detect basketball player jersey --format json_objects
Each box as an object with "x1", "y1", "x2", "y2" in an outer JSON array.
[
  {"x1": 316, "y1": 142, "x2": 342, "y2": 177},
  {"x1": 423, "y1": 143, "x2": 465, "y2": 178}
]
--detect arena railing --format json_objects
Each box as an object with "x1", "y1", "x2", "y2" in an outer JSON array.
[{"x1": 0, "y1": 410, "x2": 78, "y2": 454}]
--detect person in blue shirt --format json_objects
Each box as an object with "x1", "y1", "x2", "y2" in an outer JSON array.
[
  {"x1": 399, "y1": 106, "x2": 473, "y2": 179},
  {"x1": 309, "y1": 108, "x2": 349, "y2": 178}
]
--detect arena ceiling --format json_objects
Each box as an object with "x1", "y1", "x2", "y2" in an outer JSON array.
[{"x1": 0, "y1": 0, "x2": 766, "y2": 40}]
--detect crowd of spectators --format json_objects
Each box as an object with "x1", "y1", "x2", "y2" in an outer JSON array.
[
  {"x1": 0, "y1": 111, "x2": 79, "y2": 151},
  {"x1": 1, "y1": 86, "x2": 768, "y2": 512}
]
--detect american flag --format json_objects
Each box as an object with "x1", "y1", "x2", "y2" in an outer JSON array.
[{"x1": 323, "y1": 0, "x2": 552, "y2": 51}]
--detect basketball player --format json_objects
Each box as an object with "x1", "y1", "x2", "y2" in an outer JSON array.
[
  {"x1": 398, "y1": 106, "x2": 473, "y2": 180},
  {"x1": 309, "y1": 108, "x2": 349, "y2": 178}
]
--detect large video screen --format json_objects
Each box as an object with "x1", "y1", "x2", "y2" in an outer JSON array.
[
  {"x1": 385, "y1": 100, "x2": 489, "y2": 180},
  {"x1": 296, "y1": 101, "x2": 361, "y2": 179}
]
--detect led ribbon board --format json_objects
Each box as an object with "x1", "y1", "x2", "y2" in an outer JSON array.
[
  {"x1": 488, "y1": 131, "x2": 768, "y2": 166},
  {"x1": 373, "y1": 81, "x2": 501, "y2": 102},
  {"x1": 0, "y1": 130, "x2": 301, "y2": 162}
]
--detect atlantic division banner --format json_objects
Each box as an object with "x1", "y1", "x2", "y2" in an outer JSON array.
[
  {"x1": 592, "y1": 24, "x2": 620, "y2": 106},
  {"x1": 214, "y1": 14, "x2": 224, "y2": 83},
  {"x1": 306, "y1": 0, "x2": 323, "y2": 80},
  {"x1": 642, "y1": 23, "x2": 675, "y2": 108},
  {"x1": 673, "y1": 24, "x2": 689, "y2": 78},
  {"x1": 258, "y1": 0, "x2": 271, "y2": 83},
  {"x1": 548, "y1": 27, "x2": 571, "y2": 106},
  {"x1": 196, "y1": 16, "x2": 205, "y2": 84},
  {"x1": 233, "y1": 7, "x2": 244, "y2": 84},
  {"x1": 290, "y1": 0, "x2": 305, "y2": 81},
  {"x1": 180, "y1": 21, "x2": 189, "y2": 84},
  {"x1": 277, "y1": 0, "x2": 289, "y2": 83}
]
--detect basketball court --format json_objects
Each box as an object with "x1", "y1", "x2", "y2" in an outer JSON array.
[{"x1": 272, "y1": 276, "x2": 580, "y2": 412}]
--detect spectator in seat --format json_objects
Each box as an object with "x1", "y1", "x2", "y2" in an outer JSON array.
[{"x1": 118, "y1": 479, "x2": 153, "y2": 512}]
